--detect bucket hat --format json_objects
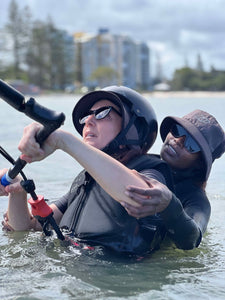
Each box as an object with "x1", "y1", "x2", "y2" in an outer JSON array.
[{"x1": 160, "y1": 109, "x2": 225, "y2": 180}]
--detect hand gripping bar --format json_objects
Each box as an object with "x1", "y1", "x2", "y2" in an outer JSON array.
[{"x1": 0, "y1": 79, "x2": 65, "y2": 185}]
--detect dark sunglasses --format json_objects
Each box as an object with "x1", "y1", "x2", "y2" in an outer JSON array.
[
  {"x1": 79, "y1": 106, "x2": 122, "y2": 125},
  {"x1": 170, "y1": 123, "x2": 201, "y2": 153}
]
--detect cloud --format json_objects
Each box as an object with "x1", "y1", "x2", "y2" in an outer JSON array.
[{"x1": 1, "y1": 0, "x2": 225, "y2": 78}]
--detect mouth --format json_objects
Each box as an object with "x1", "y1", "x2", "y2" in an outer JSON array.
[
  {"x1": 165, "y1": 143, "x2": 178, "y2": 156},
  {"x1": 84, "y1": 132, "x2": 96, "y2": 139}
]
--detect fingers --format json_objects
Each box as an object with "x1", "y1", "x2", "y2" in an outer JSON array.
[
  {"x1": 126, "y1": 176, "x2": 157, "y2": 197},
  {"x1": 0, "y1": 169, "x2": 24, "y2": 195},
  {"x1": 0, "y1": 169, "x2": 9, "y2": 196},
  {"x1": 2, "y1": 212, "x2": 14, "y2": 232},
  {"x1": 125, "y1": 190, "x2": 151, "y2": 207},
  {"x1": 18, "y1": 123, "x2": 43, "y2": 160},
  {"x1": 126, "y1": 185, "x2": 153, "y2": 197},
  {"x1": 20, "y1": 154, "x2": 33, "y2": 163},
  {"x1": 121, "y1": 201, "x2": 157, "y2": 219},
  {"x1": 137, "y1": 173, "x2": 156, "y2": 187},
  {"x1": 18, "y1": 122, "x2": 57, "y2": 162},
  {"x1": 125, "y1": 184, "x2": 160, "y2": 201},
  {"x1": 0, "y1": 186, "x2": 8, "y2": 196},
  {"x1": 5, "y1": 181, "x2": 24, "y2": 194}
]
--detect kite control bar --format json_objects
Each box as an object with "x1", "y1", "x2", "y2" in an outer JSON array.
[
  {"x1": 0, "y1": 80, "x2": 66, "y2": 240},
  {"x1": 0, "y1": 79, "x2": 66, "y2": 186}
]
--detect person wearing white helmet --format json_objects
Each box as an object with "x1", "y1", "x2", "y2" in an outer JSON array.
[{"x1": 0, "y1": 86, "x2": 174, "y2": 256}]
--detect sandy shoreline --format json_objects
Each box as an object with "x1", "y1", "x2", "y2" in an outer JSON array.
[
  {"x1": 143, "y1": 91, "x2": 225, "y2": 98},
  {"x1": 35, "y1": 90, "x2": 225, "y2": 99}
]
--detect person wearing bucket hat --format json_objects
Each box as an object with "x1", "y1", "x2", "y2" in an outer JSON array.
[
  {"x1": 160, "y1": 109, "x2": 225, "y2": 181},
  {"x1": 1, "y1": 86, "x2": 174, "y2": 256},
  {"x1": 122, "y1": 109, "x2": 225, "y2": 250}
]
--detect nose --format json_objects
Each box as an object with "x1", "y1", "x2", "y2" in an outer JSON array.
[
  {"x1": 84, "y1": 114, "x2": 96, "y2": 126},
  {"x1": 174, "y1": 135, "x2": 186, "y2": 148}
]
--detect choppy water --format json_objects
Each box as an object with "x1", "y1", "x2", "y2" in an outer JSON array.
[{"x1": 0, "y1": 94, "x2": 225, "y2": 300}]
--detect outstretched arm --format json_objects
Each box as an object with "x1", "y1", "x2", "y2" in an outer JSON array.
[{"x1": 19, "y1": 123, "x2": 150, "y2": 207}]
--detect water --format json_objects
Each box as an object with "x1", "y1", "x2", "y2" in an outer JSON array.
[{"x1": 0, "y1": 94, "x2": 225, "y2": 300}]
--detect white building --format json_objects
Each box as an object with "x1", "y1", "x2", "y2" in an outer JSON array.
[{"x1": 74, "y1": 29, "x2": 150, "y2": 90}]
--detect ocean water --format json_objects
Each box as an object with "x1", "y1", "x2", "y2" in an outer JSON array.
[{"x1": 0, "y1": 93, "x2": 225, "y2": 300}]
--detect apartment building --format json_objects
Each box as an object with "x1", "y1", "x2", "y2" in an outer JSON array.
[{"x1": 74, "y1": 29, "x2": 150, "y2": 90}]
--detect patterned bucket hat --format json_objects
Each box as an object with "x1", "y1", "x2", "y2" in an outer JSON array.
[{"x1": 160, "y1": 109, "x2": 225, "y2": 180}]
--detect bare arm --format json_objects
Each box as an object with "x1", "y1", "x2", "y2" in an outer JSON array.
[
  {"x1": 0, "y1": 168, "x2": 36, "y2": 231},
  {"x1": 19, "y1": 123, "x2": 150, "y2": 207},
  {"x1": 0, "y1": 169, "x2": 63, "y2": 231}
]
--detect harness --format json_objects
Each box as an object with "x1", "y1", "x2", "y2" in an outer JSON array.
[{"x1": 58, "y1": 154, "x2": 174, "y2": 255}]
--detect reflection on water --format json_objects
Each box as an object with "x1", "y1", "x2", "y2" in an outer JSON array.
[{"x1": 0, "y1": 95, "x2": 225, "y2": 299}]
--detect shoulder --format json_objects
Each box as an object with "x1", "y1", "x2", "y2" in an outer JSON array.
[
  {"x1": 127, "y1": 154, "x2": 174, "y2": 192},
  {"x1": 126, "y1": 153, "x2": 168, "y2": 170},
  {"x1": 140, "y1": 168, "x2": 167, "y2": 185}
]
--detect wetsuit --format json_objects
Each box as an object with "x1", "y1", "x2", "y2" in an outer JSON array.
[
  {"x1": 160, "y1": 170, "x2": 211, "y2": 250},
  {"x1": 54, "y1": 154, "x2": 174, "y2": 256}
]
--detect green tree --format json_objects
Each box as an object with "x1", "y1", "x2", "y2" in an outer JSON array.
[
  {"x1": 26, "y1": 18, "x2": 75, "y2": 90},
  {"x1": 211, "y1": 73, "x2": 225, "y2": 91},
  {"x1": 7, "y1": 0, "x2": 32, "y2": 79},
  {"x1": 90, "y1": 66, "x2": 118, "y2": 88},
  {"x1": 26, "y1": 21, "x2": 50, "y2": 88},
  {"x1": 171, "y1": 66, "x2": 225, "y2": 91},
  {"x1": 171, "y1": 67, "x2": 197, "y2": 90}
]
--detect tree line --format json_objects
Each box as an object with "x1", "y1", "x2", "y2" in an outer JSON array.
[
  {"x1": 0, "y1": 0, "x2": 75, "y2": 90},
  {"x1": 170, "y1": 67, "x2": 225, "y2": 91}
]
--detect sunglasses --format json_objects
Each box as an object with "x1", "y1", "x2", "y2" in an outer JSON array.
[
  {"x1": 79, "y1": 106, "x2": 122, "y2": 125},
  {"x1": 170, "y1": 123, "x2": 201, "y2": 153}
]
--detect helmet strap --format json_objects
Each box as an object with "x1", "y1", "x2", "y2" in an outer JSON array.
[{"x1": 102, "y1": 114, "x2": 142, "y2": 155}]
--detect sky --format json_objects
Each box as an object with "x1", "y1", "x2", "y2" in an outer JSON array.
[{"x1": 1, "y1": 0, "x2": 225, "y2": 79}]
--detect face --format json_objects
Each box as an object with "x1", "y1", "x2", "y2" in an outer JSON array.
[
  {"x1": 82, "y1": 100, "x2": 122, "y2": 150},
  {"x1": 160, "y1": 132, "x2": 201, "y2": 170}
]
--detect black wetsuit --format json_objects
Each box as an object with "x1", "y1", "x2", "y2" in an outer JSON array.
[
  {"x1": 54, "y1": 154, "x2": 210, "y2": 254},
  {"x1": 54, "y1": 154, "x2": 173, "y2": 255},
  {"x1": 160, "y1": 171, "x2": 211, "y2": 249}
]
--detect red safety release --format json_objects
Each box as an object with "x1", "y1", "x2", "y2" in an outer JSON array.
[{"x1": 28, "y1": 195, "x2": 53, "y2": 218}]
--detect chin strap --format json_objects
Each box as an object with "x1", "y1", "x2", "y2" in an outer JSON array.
[{"x1": 102, "y1": 114, "x2": 141, "y2": 155}]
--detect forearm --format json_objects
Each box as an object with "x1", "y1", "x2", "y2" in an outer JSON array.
[
  {"x1": 7, "y1": 191, "x2": 38, "y2": 231},
  {"x1": 160, "y1": 194, "x2": 202, "y2": 249},
  {"x1": 0, "y1": 169, "x2": 39, "y2": 231},
  {"x1": 57, "y1": 130, "x2": 149, "y2": 206}
]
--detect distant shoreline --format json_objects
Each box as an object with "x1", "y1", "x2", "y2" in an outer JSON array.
[
  {"x1": 34, "y1": 90, "x2": 225, "y2": 99},
  {"x1": 144, "y1": 91, "x2": 225, "y2": 98}
]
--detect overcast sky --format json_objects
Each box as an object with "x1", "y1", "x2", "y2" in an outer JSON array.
[{"x1": 1, "y1": 0, "x2": 225, "y2": 78}]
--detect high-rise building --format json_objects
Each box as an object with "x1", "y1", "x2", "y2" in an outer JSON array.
[{"x1": 74, "y1": 29, "x2": 150, "y2": 90}]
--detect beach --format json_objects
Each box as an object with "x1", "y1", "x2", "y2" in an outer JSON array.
[{"x1": 144, "y1": 90, "x2": 225, "y2": 98}]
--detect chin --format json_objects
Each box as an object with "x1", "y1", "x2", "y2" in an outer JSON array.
[{"x1": 161, "y1": 152, "x2": 174, "y2": 166}]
